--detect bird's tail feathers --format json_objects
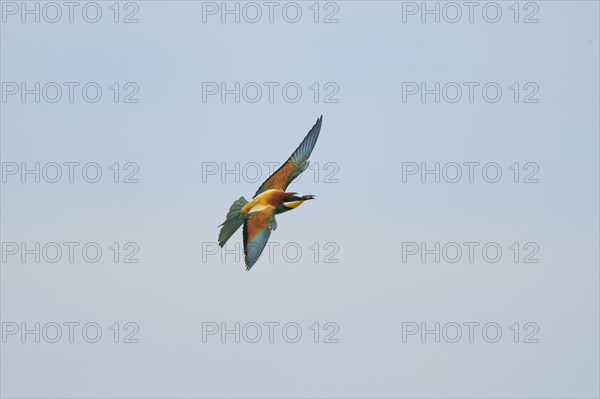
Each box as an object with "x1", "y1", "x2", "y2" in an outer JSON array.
[{"x1": 218, "y1": 196, "x2": 248, "y2": 247}]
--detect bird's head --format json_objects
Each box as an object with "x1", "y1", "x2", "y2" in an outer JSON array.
[
  {"x1": 285, "y1": 192, "x2": 316, "y2": 202},
  {"x1": 281, "y1": 192, "x2": 316, "y2": 211}
]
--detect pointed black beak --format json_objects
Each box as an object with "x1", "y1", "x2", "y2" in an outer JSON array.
[{"x1": 301, "y1": 195, "x2": 316, "y2": 200}]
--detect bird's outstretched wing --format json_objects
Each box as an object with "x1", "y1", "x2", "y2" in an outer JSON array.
[
  {"x1": 254, "y1": 115, "x2": 322, "y2": 197},
  {"x1": 243, "y1": 206, "x2": 277, "y2": 270}
]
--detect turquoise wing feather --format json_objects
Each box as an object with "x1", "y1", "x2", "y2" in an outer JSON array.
[{"x1": 254, "y1": 115, "x2": 322, "y2": 197}]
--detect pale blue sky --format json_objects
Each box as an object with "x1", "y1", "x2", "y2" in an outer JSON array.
[{"x1": 1, "y1": 1, "x2": 599, "y2": 398}]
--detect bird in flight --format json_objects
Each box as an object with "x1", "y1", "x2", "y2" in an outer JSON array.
[{"x1": 218, "y1": 115, "x2": 323, "y2": 270}]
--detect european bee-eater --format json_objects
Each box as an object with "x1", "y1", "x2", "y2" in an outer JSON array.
[{"x1": 218, "y1": 115, "x2": 323, "y2": 270}]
